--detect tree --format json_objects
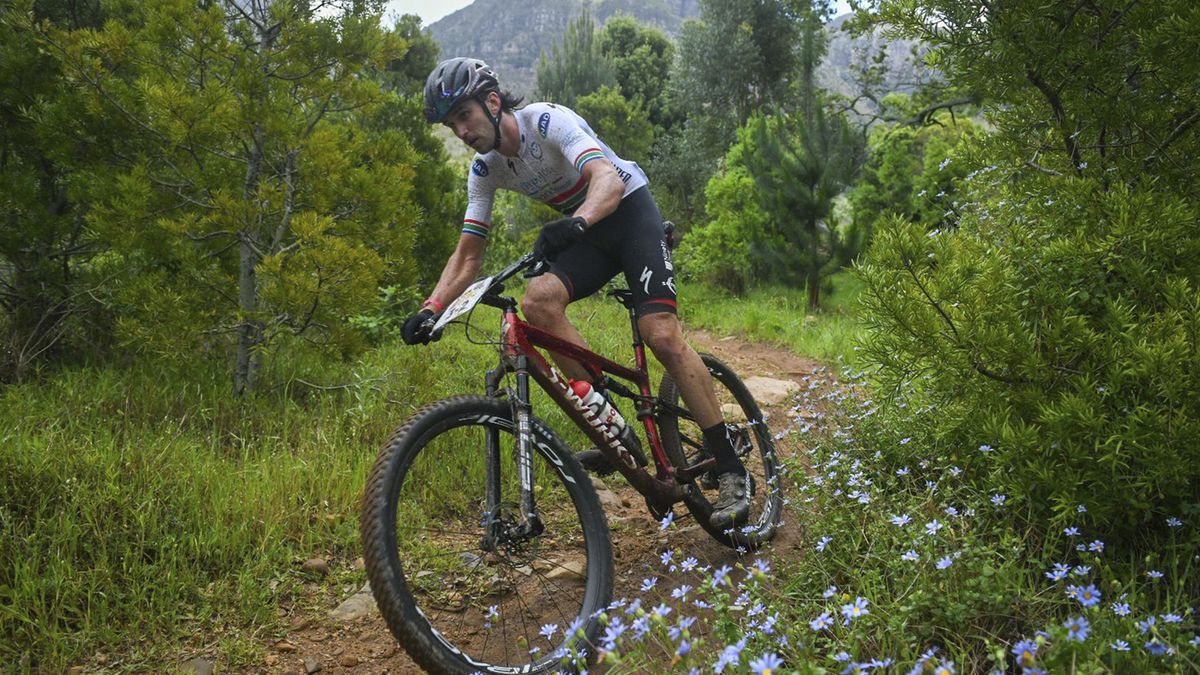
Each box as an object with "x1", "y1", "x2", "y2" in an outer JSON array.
[
  {"x1": 367, "y1": 16, "x2": 463, "y2": 296},
  {"x1": 856, "y1": 0, "x2": 1200, "y2": 537},
  {"x1": 534, "y1": 4, "x2": 616, "y2": 108},
  {"x1": 597, "y1": 14, "x2": 676, "y2": 133},
  {"x1": 670, "y1": 0, "x2": 800, "y2": 141},
  {"x1": 744, "y1": 109, "x2": 858, "y2": 308},
  {"x1": 378, "y1": 13, "x2": 441, "y2": 97},
  {"x1": 573, "y1": 86, "x2": 654, "y2": 164},
  {"x1": 0, "y1": 0, "x2": 117, "y2": 381},
  {"x1": 744, "y1": 1, "x2": 859, "y2": 308},
  {"x1": 653, "y1": 0, "x2": 804, "y2": 226},
  {"x1": 42, "y1": 0, "x2": 429, "y2": 395},
  {"x1": 688, "y1": 96, "x2": 860, "y2": 301},
  {"x1": 681, "y1": 124, "x2": 772, "y2": 294},
  {"x1": 848, "y1": 107, "x2": 980, "y2": 251},
  {"x1": 869, "y1": 0, "x2": 1199, "y2": 185}
]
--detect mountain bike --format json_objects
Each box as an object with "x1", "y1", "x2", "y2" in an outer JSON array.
[{"x1": 360, "y1": 249, "x2": 784, "y2": 674}]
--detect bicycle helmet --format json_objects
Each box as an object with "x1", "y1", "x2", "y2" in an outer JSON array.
[{"x1": 424, "y1": 57, "x2": 504, "y2": 151}]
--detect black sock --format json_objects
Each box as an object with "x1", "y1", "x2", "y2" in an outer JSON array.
[{"x1": 702, "y1": 422, "x2": 744, "y2": 475}]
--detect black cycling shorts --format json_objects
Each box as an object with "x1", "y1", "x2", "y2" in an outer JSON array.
[{"x1": 549, "y1": 187, "x2": 677, "y2": 316}]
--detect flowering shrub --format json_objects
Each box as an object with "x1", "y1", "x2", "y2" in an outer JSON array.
[
  {"x1": 855, "y1": 176, "x2": 1200, "y2": 540},
  {"x1": 572, "y1": 367, "x2": 1198, "y2": 673}
]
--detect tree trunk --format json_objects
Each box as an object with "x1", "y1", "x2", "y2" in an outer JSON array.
[
  {"x1": 806, "y1": 218, "x2": 821, "y2": 310},
  {"x1": 233, "y1": 230, "x2": 261, "y2": 397},
  {"x1": 233, "y1": 14, "x2": 275, "y2": 397},
  {"x1": 233, "y1": 124, "x2": 265, "y2": 397}
]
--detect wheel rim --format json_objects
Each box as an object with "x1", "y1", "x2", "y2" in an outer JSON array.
[
  {"x1": 663, "y1": 358, "x2": 783, "y2": 548},
  {"x1": 386, "y1": 412, "x2": 604, "y2": 672}
]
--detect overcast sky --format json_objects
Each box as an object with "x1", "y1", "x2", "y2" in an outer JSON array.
[{"x1": 384, "y1": 0, "x2": 854, "y2": 28}]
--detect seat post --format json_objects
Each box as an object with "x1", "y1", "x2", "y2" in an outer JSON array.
[{"x1": 627, "y1": 303, "x2": 643, "y2": 348}]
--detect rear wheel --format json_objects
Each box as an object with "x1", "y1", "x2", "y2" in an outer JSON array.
[
  {"x1": 361, "y1": 396, "x2": 612, "y2": 674},
  {"x1": 658, "y1": 354, "x2": 783, "y2": 549}
]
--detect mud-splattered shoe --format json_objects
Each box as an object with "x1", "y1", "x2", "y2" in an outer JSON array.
[{"x1": 709, "y1": 470, "x2": 750, "y2": 529}]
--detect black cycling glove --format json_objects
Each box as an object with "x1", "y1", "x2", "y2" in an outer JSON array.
[
  {"x1": 533, "y1": 216, "x2": 587, "y2": 261},
  {"x1": 401, "y1": 308, "x2": 436, "y2": 345}
]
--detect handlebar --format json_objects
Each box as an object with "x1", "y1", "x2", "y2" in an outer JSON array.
[{"x1": 421, "y1": 253, "x2": 549, "y2": 341}]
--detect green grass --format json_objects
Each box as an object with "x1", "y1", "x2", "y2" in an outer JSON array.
[
  {"x1": 677, "y1": 271, "x2": 864, "y2": 365},
  {"x1": 0, "y1": 338, "x2": 476, "y2": 669}
]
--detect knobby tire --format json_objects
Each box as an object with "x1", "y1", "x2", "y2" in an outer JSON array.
[
  {"x1": 658, "y1": 354, "x2": 784, "y2": 549},
  {"x1": 360, "y1": 396, "x2": 613, "y2": 674}
]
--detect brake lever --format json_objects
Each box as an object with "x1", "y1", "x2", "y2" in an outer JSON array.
[
  {"x1": 422, "y1": 315, "x2": 443, "y2": 343},
  {"x1": 523, "y1": 258, "x2": 549, "y2": 279}
]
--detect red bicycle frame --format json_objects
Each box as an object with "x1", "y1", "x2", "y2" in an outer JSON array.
[{"x1": 491, "y1": 298, "x2": 699, "y2": 513}]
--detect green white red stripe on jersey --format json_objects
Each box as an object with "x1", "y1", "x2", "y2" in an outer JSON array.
[
  {"x1": 548, "y1": 175, "x2": 589, "y2": 213},
  {"x1": 462, "y1": 218, "x2": 490, "y2": 239},
  {"x1": 573, "y1": 148, "x2": 605, "y2": 173}
]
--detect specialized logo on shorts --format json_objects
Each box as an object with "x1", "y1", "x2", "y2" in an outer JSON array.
[
  {"x1": 472, "y1": 159, "x2": 489, "y2": 177},
  {"x1": 538, "y1": 112, "x2": 551, "y2": 137},
  {"x1": 640, "y1": 267, "x2": 654, "y2": 294}
]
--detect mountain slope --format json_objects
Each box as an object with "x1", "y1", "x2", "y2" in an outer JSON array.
[
  {"x1": 428, "y1": 3, "x2": 928, "y2": 113},
  {"x1": 428, "y1": 0, "x2": 700, "y2": 96}
]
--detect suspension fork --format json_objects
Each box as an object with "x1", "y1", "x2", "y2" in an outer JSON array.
[
  {"x1": 482, "y1": 366, "x2": 504, "y2": 548},
  {"x1": 481, "y1": 356, "x2": 543, "y2": 549},
  {"x1": 511, "y1": 356, "x2": 544, "y2": 538}
]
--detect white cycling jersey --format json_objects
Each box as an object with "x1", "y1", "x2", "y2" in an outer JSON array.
[{"x1": 461, "y1": 102, "x2": 648, "y2": 239}]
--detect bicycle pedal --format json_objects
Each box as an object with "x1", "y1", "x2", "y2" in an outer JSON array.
[{"x1": 644, "y1": 497, "x2": 672, "y2": 522}]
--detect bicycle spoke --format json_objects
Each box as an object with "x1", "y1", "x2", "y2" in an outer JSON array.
[
  {"x1": 657, "y1": 354, "x2": 783, "y2": 550},
  {"x1": 363, "y1": 396, "x2": 610, "y2": 673}
]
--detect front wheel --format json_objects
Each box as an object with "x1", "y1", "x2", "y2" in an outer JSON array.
[
  {"x1": 360, "y1": 396, "x2": 612, "y2": 674},
  {"x1": 658, "y1": 354, "x2": 784, "y2": 550}
]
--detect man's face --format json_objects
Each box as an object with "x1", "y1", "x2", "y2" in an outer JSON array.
[{"x1": 443, "y1": 93, "x2": 498, "y2": 154}]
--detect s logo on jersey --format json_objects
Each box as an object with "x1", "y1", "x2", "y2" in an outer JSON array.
[
  {"x1": 472, "y1": 159, "x2": 489, "y2": 177},
  {"x1": 538, "y1": 112, "x2": 551, "y2": 137}
]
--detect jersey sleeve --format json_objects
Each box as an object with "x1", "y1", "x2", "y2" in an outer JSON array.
[
  {"x1": 542, "y1": 108, "x2": 606, "y2": 175},
  {"x1": 462, "y1": 159, "x2": 496, "y2": 239}
]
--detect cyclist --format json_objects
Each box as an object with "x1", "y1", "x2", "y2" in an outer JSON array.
[{"x1": 403, "y1": 57, "x2": 749, "y2": 529}]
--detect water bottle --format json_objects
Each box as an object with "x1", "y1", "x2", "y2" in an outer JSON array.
[{"x1": 570, "y1": 379, "x2": 646, "y2": 465}]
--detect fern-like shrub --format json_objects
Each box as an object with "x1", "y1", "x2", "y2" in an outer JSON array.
[{"x1": 856, "y1": 176, "x2": 1200, "y2": 541}]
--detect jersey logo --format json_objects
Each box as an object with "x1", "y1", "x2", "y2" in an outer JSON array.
[
  {"x1": 538, "y1": 112, "x2": 551, "y2": 137},
  {"x1": 472, "y1": 159, "x2": 489, "y2": 177},
  {"x1": 530, "y1": 142, "x2": 543, "y2": 159}
]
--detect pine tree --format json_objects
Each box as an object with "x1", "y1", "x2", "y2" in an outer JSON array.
[
  {"x1": 0, "y1": 0, "x2": 116, "y2": 380},
  {"x1": 534, "y1": 4, "x2": 616, "y2": 107},
  {"x1": 742, "y1": 2, "x2": 859, "y2": 308}
]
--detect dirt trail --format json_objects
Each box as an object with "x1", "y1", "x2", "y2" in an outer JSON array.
[{"x1": 259, "y1": 331, "x2": 827, "y2": 675}]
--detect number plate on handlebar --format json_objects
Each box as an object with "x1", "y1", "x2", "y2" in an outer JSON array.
[{"x1": 432, "y1": 276, "x2": 494, "y2": 333}]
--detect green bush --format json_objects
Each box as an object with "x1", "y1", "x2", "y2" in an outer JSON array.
[
  {"x1": 678, "y1": 164, "x2": 763, "y2": 294},
  {"x1": 847, "y1": 112, "x2": 980, "y2": 249},
  {"x1": 856, "y1": 177, "x2": 1200, "y2": 540}
]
